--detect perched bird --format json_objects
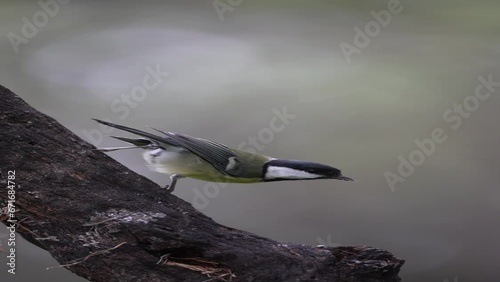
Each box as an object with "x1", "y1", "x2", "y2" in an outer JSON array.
[{"x1": 93, "y1": 119, "x2": 353, "y2": 192}]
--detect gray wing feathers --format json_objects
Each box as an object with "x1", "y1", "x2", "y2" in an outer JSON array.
[{"x1": 164, "y1": 133, "x2": 241, "y2": 176}]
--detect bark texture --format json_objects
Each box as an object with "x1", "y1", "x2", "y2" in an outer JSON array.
[{"x1": 0, "y1": 85, "x2": 404, "y2": 282}]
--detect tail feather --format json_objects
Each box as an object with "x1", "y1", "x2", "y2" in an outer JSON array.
[
  {"x1": 94, "y1": 145, "x2": 146, "y2": 152},
  {"x1": 92, "y1": 119, "x2": 179, "y2": 147},
  {"x1": 110, "y1": 136, "x2": 155, "y2": 147}
]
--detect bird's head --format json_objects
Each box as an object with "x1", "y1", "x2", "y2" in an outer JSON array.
[{"x1": 263, "y1": 159, "x2": 353, "y2": 182}]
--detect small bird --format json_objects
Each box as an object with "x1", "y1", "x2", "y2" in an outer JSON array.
[{"x1": 93, "y1": 119, "x2": 353, "y2": 192}]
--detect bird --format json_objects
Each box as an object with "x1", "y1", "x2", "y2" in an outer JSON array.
[{"x1": 93, "y1": 119, "x2": 353, "y2": 192}]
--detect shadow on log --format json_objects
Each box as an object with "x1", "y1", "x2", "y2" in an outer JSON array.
[{"x1": 0, "y1": 85, "x2": 404, "y2": 282}]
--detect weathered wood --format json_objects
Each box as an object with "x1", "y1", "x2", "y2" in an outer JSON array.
[{"x1": 0, "y1": 85, "x2": 404, "y2": 282}]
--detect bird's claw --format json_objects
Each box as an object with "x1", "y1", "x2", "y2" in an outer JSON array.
[{"x1": 163, "y1": 184, "x2": 174, "y2": 193}]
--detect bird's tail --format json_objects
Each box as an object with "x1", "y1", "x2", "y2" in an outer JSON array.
[
  {"x1": 93, "y1": 136, "x2": 156, "y2": 152},
  {"x1": 93, "y1": 119, "x2": 165, "y2": 140},
  {"x1": 110, "y1": 136, "x2": 155, "y2": 147},
  {"x1": 92, "y1": 119, "x2": 168, "y2": 151}
]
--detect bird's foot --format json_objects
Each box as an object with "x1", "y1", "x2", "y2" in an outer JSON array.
[
  {"x1": 162, "y1": 174, "x2": 184, "y2": 193},
  {"x1": 162, "y1": 184, "x2": 173, "y2": 193}
]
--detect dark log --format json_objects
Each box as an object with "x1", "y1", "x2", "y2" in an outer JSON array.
[{"x1": 0, "y1": 85, "x2": 404, "y2": 282}]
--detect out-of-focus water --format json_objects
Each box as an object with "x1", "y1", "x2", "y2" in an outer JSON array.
[{"x1": 1, "y1": 1, "x2": 499, "y2": 281}]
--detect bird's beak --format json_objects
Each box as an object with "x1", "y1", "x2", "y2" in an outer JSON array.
[{"x1": 336, "y1": 175, "x2": 354, "y2": 181}]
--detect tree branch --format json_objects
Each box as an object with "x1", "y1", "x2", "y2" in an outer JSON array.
[{"x1": 0, "y1": 85, "x2": 404, "y2": 282}]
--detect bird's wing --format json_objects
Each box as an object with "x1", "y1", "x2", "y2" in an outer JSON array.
[
  {"x1": 93, "y1": 119, "x2": 241, "y2": 176},
  {"x1": 153, "y1": 129, "x2": 242, "y2": 177}
]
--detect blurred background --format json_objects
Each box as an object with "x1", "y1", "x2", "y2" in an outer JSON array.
[{"x1": 1, "y1": 0, "x2": 499, "y2": 281}]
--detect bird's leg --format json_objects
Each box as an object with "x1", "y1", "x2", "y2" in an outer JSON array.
[{"x1": 164, "y1": 174, "x2": 184, "y2": 193}]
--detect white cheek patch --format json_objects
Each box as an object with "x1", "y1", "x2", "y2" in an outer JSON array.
[{"x1": 265, "y1": 166, "x2": 322, "y2": 180}]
